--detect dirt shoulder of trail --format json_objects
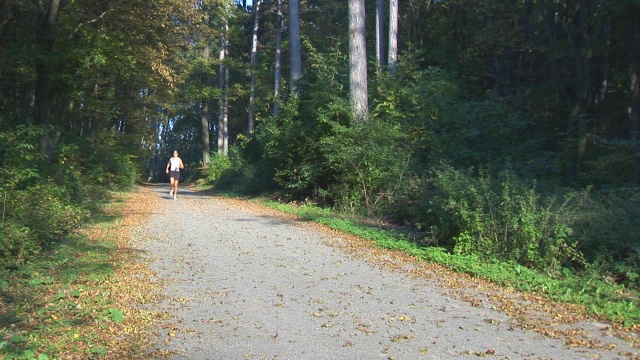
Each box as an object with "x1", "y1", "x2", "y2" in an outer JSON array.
[{"x1": 118, "y1": 184, "x2": 639, "y2": 359}]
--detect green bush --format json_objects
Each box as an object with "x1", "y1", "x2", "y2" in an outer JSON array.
[
  {"x1": 0, "y1": 183, "x2": 89, "y2": 266},
  {"x1": 207, "y1": 151, "x2": 234, "y2": 187},
  {"x1": 59, "y1": 139, "x2": 138, "y2": 193},
  {"x1": 13, "y1": 184, "x2": 89, "y2": 240},
  {"x1": 424, "y1": 165, "x2": 583, "y2": 272},
  {"x1": 253, "y1": 42, "x2": 352, "y2": 202},
  {"x1": 0, "y1": 125, "x2": 49, "y2": 190},
  {"x1": 208, "y1": 145, "x2": 276, "y2": 195},
  {"x1": 322, "y1": 117, "x2": 416, "y2": 217},
  {"x1": 0, "y1": 129, "x2": 136, "y2": 268},
  {"x1": 572, "y1": 190, "x2": 640, "y2": 288},
  {"x1": 0, "y1": 222, "x2": 38, "y2": 267}
]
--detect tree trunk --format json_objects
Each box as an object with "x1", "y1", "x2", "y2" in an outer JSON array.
[
  {"x1": 289, "y1": 0, "x2": 302, "y2": 97},
  {"x1": 34, "y1": 0, "x2": 62, "y2": 128},
  {"x1": 567, "y1": 0, "x2": 592, "y2": 182},
  {"x1": 388, "y1": 0, "x2": 398, "y2": 74},
  {"x1": 201, "y1": 100, "x2": 211, "y2": 165},
  {"x1": 630, "y1": 16, "x2": 640, "y2": 186},
  {"x1": 218, "y1": 18, "x2": 229, "y2": 156},
  {"x1": 34, "y1": 0, "x2": 61, "y2": 158},
  {"x1": 599, "y1": 0, "x2": 612, "y2": 104},
  {"x1": 273, "y1": 0, "x2": 283, "y2": 117},
  {"x1": 375, "y1": 0, "x2": 386, "y2": 70},
  {"x1": 201, "y1": 44, "x2": 211, "y2": 166},
  {"x1": 247, "y1": 0, "x2": 261, "y2": 137},
  {"x1": 349, "y1": 0, "x2": 368, "y2": 121},
  {"x1": 544, "y1": 0, "x2": 569, "y2": 127}
]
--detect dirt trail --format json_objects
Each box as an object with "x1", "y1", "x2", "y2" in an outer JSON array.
[{"x1": 126, "y1": 184, "x2": 638, "y2": 360}]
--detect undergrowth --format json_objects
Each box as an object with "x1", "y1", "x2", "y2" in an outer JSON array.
[{"x1": 0, "y1": 193, "x2": 155, "y2": 360}]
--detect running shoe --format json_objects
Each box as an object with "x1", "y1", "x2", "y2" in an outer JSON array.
[{"x1": 170, "y1": 189, "x2": 173, "y2": 196}]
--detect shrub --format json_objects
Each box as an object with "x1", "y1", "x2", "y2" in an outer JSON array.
[
  {"x1": 208, "y1": 145, "x2": 277, "y2": 195},
  {"x1": 0, "y1": 125, "x2": 49, "y2": 190},
  {"x1": 207, "y1": 152, "x2": 234, "y2": 187},
  {"x1": 59, "y1": 139, "x2": 138, "y2": 193},
  {"x1": 0, "y1": 183, "x2": 89, "y2": 266},
  {"x1": 322, "y1": 117, "x2": 416, "y2": 217},
  {"x1": 12, "y1": 184, "x2": 89, "y2": 241},
  {"x1": 572, "y1": 190, "x2": 640, "y2": 288},
  {"x1": 0, "y1": 222, "x2": 38, "y2": 267},
  {"x1": 0, "y1": 129, "x2": 131, "y2": 267},
  {"x1": 424, "y1": 165, "x2": 583, "y2": 272}
]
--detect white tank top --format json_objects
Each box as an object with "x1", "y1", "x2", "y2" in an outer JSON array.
[{"x1": 169, "y1": 157, "x2": 181, "y2": 171}]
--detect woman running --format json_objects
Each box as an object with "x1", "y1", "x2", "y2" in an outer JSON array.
[{"x1": 166, "y1": 150, "x2": 185, "y2": 200}]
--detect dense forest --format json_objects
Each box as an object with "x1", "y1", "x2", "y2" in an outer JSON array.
[{"x1": 1, "y1": 0, "x2": 639, "y2": 326}]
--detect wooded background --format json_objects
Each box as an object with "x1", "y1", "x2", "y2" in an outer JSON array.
[{"x1": 1, "y1": 0, "x2": 639, "y2": 291}]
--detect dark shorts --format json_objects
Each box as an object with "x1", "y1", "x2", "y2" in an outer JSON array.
[{"x1": 169, "y1": 170, "x2": 181, "y2": 181}]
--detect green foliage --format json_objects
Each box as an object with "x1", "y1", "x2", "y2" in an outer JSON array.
[
  {"x1": 424, "y1": 165, "x2": 583, "y2": 272},
  {"x1": 208, "y1": 143, "x2": 277, "y2": 195},
  {"x1": 571, "y1": 191, "x2": 640, "y2": 289},
  {"x1": 255, "y1": 98, "x2": 335, "y2": 200},
  {"x1": 14, "y1": 184, "x2": 89, "y2": 240},
  {"x1": 207, "y1": 152, "x2": 234, "y2": 186},
  {"x1": 0, "y1": 183, "x2": 89, "y2": 267},
  {"x1": 59, "y1": 136, "x2": 139, "y2": 193},
  {"x1": 370, "y1": 56, "x2": 541, "y2": 175},
  {"x1": 0, "y1": 125, "x2": 50, "y2": 189},
  {"x1": 0, "y1": 222, "x2": 38, "y2": 267},
  {"x1": 0, "y1": 129, "x2": 139, "y2": 268},
  {"x1": 104, "y1": 308, "x2": 125, "y2": 323},
  {"x1": 322, "y1": 117, "x2": 415, "y2": 217},
  {"x1": 250, "y1": 41, "x2": 352, "y2": 201}
]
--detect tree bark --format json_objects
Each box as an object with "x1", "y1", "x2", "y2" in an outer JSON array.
[
  {"x1": 247, "y1": 0, "x2": 261, "y2": 137},
  {"x1": 349, "y1": 0, "x2": 368, "y2": 121},
  {"x1": 289, "y1": 0, "x2": 302, "y2": 97},
  {"x1": 34, "y1": 0, "x2": 61, "y2": 127},
  {"x1": 218, "y1": 17, "x2": 229, "y2": 156},
  {"x1": 34, "y1": 0, "x2": 62, "y2": 157},
  {"x1": 273, "y1": 0, "x2": 283, "y2": 117},
  {"x1": 201, "y1": 100, "x2": 211, "y2": 165},
  {"x1": 375, "y1": 0, "x2": 386, "y2": 70},
  {"x1": 599, "y1": 0, "x2": 612, "y2": 104},
  {"x1": 388, "y1": 0, "x2": 398, "y2": 74},
  {"x1": 201, "y1": 44, "x2": 211, "y2": 166},
  {"x1": 630, "y1": 15, "x2": 639, "y2": 185},
  {"x1": 567, "y1": 0, "x2": 592, "y2": 182}
]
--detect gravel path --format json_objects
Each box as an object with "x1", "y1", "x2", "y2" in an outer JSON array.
[{"x1": 130, "y1": 184, "x2": 638, "y2": 360}]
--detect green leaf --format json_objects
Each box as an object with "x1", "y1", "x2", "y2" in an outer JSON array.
[{"x1": 106, "y1": 307, "x2": 124, "y2": 322}]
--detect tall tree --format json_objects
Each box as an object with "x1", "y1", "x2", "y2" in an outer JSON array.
[
  {"x1": 201, "y1": 44, "x2": 211, "y2": 166},
  {"x1": 565, "y1": 0, "x2": 592, "y2": 182},
  {"x1": 273, "y1": 0, "x2": 284, "y2": 117},
  {"x1": 247, "y1": 0, "x2": 261, "y2": 137},
  {"x1": 387, "y1": 0, "x2": 398, "y2": 74},
  {"x1": 289, "y1": 0, "x2": 302, "y2": 97},
  {"x1": 218, "y1": 16, "x2": 229, "y2": 155},
  {"x1": 33, "y1": 0, "x2": 61, "y2": 157},
  {"x1": 376, "y1": 0, "x2": 386, "y2": 70},
  {"x1": 630, "y1": 11, "x2": 640, "y2": 185},
  {"x1": 349, "y1": 0, "x2": 368, "y2": 121}
]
